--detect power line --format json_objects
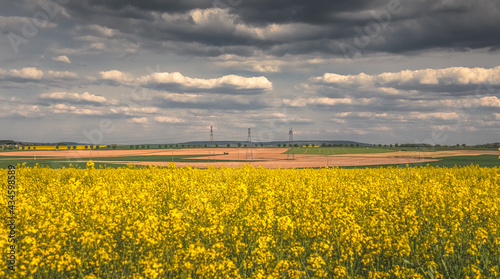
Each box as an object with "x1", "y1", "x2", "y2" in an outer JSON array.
[
  {"x1": 246, "y1": 128, "x2": 253, "y2": 161},
  {"x1": 209, "y1": 126, "x2": 215, "y2": 161},
  {"x1": 287, "y1": 128, "x2": 294, "y2": 160}
]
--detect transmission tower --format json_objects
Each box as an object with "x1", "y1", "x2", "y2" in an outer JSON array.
[
  {"x1": 287, "y1": 128, "x2": 295, "y2": 160},
  {"x1": 245, "y1": 128, "x2": 253, "y2": 161},
  {"x1": 209, "y1": 126, "x2": 215, "y2": 161}
]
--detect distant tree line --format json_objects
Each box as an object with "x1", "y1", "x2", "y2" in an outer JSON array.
[{"x1": 6, "y1": 141, "x2": 500, "y2": 151}]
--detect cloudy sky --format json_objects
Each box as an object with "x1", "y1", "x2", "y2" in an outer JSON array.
[{"x1": 1, "y1": 0, "x2": 499, "y2": 145}]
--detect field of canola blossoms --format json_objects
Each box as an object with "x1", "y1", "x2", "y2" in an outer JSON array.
[{"x1": 1, "y1": 162, "x2": 500, "y2": 278}]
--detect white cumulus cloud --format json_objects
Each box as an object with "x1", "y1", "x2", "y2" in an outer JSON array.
[
  {"x1": 99, "y1": 70, "x2": 135, "y2": 85},
  {"x1": 313, "y1": 66, "x2": 500, "y2": 89},
  {"x1": 0, "y1": 67, "x2": 78, "y2": 84},
  {"x1": 128, "y1": 117, "x2": 149, "y2": 124},
  {"x1": 98, "y1": 70, "x2": 272, "y2": 94},
  {"x1": 40, "y1": 92, "x2": 107, "y2": 104},
  {"x1": 154, "y1": 116, "x2": 185, "y2": 123},
  {"x1": 52, "y1": 55, "x2": 71, "y2": 63},
  {"x1": 140, "y1": 72, "x2": 272, "y2": 92}
]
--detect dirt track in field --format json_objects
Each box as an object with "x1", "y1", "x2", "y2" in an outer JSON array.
[{"x1": 3, "y1": 148, "x2": 497, "y2": 168}]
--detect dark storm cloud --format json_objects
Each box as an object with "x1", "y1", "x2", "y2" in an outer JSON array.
[
  {"x1": 69, "y1": 0, "x2": 376, "y2": 24},
  {"x1": 71, "y1": 0, "x2": 213, "y2": 15},
  {"x1": 60, "y1": 0, "x2": 500, "y2": 58}
]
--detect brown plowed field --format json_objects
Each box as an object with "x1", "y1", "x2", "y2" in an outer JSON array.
[{"x1": 2, "y1": 148, "x2": 497, "y2": 168}]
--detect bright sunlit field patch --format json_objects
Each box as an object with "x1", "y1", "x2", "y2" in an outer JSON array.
[{"x1": 1, "y1": 163, "x2": 499, "y2": 278}]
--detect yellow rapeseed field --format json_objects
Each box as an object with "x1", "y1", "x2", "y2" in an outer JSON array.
[
  {"x1": 18, "y1": 145, "x2": 107, "y2": 150},
  {"x1": 1, "y1": 163, "x2": 500, "y2": 278}
]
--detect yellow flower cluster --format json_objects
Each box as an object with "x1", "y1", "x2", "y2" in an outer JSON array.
[
  {"x1": 18, "y1": 145, "x2": 107, "y2": 150},
  {"x1": 1, "y1": 164, "x2": 499, "y2": 278}
]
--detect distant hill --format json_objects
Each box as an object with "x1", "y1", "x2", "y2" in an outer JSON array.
[
  {"x1": 1, "y1": 139, "x2": 369, "y2": 147},
  {"x1": 181, "y1": 140, "x2": 369, "y2": 147},
  {"x1": 0, "y1": 140, "x2": 83, "y2": 146},
  {"x1": 2, "y1": 139, "x2": 498, "y2": 148},
  {"x1": 0, "y1": 140, "x2": 19, "y2": 145}
]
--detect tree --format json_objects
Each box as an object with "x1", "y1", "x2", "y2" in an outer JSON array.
[
  {"x1": 56, "y1": 145, "x2": 59, "y2": 150},
  {"x1": 278, "y1": 144, "x2": 281, "y2": 147},
  {"x1": 73, "y1": 145, "x2": 76, "y2": 150},
  {"x1": 85, "y1": 145, "x2": 88, "y2": 150},
  {"x1": 356, "y1": 144, "x2": 360, "y2": 148},
  {"x1": 244, "y1": 144, "x2": 247, "y2": 148},
  {"x1": 227, "y1": 144, "x2": 230, "y2": 148},
  {"x1": 67, "y1": 146, "x2": 71, "y2": 150},
  {"x1": 390, "y1": 144, "x2": 393, "y2": 148},
  {"x1": 260, "y1": 143, "x2": 264, "y2": 147},
  {"x1": 462, "y1": 143, "x2": 466, "y2": 147},
  {"x1": 238, "y1": 143, "x2": 242, "y2": 148},
  {"x1": 305, "y1": 144, "x2": 309, "y2": 147},
  {"x1": 216, "y1": 144, "x2": 219, "y2": 148},
  {"x1": 130, "y1": 145, "x2": 134, "y2": 149},
  {"x1": 311, "y1": 144, "x2": 315, "y2": 147},
  {"x1": 112, "y1": 144, "x2": 117, "y2": 150},
  {"x1": 395, "y1": 143, "x2": 399, "y2": 147},
  {"x1": 135, "y1": 145, "x2": 140, "y2": 149}
]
